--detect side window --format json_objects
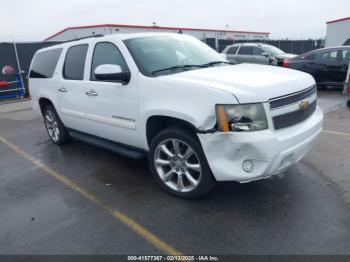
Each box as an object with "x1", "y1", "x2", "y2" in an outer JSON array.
[
  {"x1": 341, "y1": 50, "x2": 350, "y2": 64},
  {"x1": 303, "y1": 53, "x2": 316, "y2": 60},
  {"x1": 238, "y1": 46, "x2": 253, "y2": 55},
  {"x1": 91, "y1": 42, "x2": 129, "y2": 81},
  {"x1": 314, "y1": 50, "x2": 338, "y2": 63},
  {"x1": 63, "y1": 44, "x2": 88, "y2": 80},
  {"x1": 252, "y1": 47, "x2": 265, "y2": 56},
  {"x1": 227, "y1": 46, "x2": 238, "y2": 55},
  {"x1": 29, "y1": 48, "x2": 62, "y2": 78}
]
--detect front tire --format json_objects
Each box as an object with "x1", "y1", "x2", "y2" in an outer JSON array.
[
  {"x1": 43, "y1": 105, "x2": 70, "y2": 145},
  {"x1": 148, "y1": 127, "x2": 215, "y2": 199}
]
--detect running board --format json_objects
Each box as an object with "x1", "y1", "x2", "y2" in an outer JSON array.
[{"x1": 69, "y1": 130, "x2": 147, "y2": 159}]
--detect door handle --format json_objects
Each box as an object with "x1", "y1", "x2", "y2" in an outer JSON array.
[
  {"x1": 85, "y1": 90, "x2": 98, "y2": 96},
  {"x1": 58, "y1": 87, "x2": 67, "y2": 93},
  {"x1": 325, "y1": 64, "x2": 340, "y2": 68}
]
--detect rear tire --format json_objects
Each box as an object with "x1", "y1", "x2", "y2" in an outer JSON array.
[
  {"x1": 43, "y1": 105, "x2": 70, "y2": 145},
  {"x1": 148, "y1": 127, "x2": 216, "y2": 199},
  {"x1": 347, "y1": 99, "x2": 350, "y2": 109}
]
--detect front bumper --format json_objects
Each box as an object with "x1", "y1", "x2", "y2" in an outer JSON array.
[{"x1": 198, "y1": 105, "x2": 323, "y2": 182}]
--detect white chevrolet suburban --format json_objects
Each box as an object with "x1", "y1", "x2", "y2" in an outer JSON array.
[{"x1": 29, "y1": 33, "x2": 323, "y2": 198}]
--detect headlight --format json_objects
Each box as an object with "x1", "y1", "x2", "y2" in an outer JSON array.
[{"x1": 216, "y1": 104, "x2": 268, "y2": 132}]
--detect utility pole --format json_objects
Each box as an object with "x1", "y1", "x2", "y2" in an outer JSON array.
[{"x1": 13, "y1": 38, "x2": 25, "y2": 97}]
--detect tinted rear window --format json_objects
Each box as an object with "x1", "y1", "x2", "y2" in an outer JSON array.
[
  {"x1": 63, "y1": 44, "x2": 88, "y2": 80},
  {"x1": 341, "y1": 49, "x2": 350, "y2": 63},
  {"x1": 315, "y1": 50, "x2": 338, "y2": 62},
  {"x1": 238, "y1": 46, "x2": 253, "y2": 55},
  {"x1": 227, "y1": 46, "x2": 238, "y2": 54},
  {"x1": 29, "y1": 48, "x2": 62, "y2": 78}
]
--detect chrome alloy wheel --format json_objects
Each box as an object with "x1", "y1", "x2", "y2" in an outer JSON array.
[
  {"x1": 154, "y1": 138, "x2": 202, "y2": 193},
  {"x1": 44, "y1": 109, "x2": 60, "y2": 142}
]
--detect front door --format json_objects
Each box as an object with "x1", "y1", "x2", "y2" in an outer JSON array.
[
  {"x1": 252, "y1": 46, "x2": 270, "y2": 64},
  {"x1": 83, "y1": 41, "x2": 140, "y2": 148},
  {"x1": 313, "y1": 49, "x2": 342, "y2": 85}
]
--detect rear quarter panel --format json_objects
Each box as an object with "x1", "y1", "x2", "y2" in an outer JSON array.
[{"x1": 28, "y1": 48, "x2": 65, "y2": 119}]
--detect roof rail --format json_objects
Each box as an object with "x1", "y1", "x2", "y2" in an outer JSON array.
[{"x1": 64, "y1": 34, "x2": 104, "y2": 43}]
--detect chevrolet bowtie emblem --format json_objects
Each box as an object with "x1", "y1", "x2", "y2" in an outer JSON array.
[{"x1": 299, "y1": 100, "x2": 310, "y2": 110}]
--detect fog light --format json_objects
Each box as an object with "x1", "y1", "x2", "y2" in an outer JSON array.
[{"x1": 243, "y1": 160, "x2": 254, "y2": 173}]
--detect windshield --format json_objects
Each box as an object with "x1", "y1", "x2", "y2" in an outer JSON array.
[
  {"x1": 124, "y1": 35, "x2": 227, "y2": 76},
  {"x1": 263, "y1": 45, "x2": 285, "y2": 56}
]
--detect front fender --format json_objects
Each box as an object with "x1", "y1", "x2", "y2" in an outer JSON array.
[{"x1": 139, "y1": 75, "x2": 238, "y2": 149}]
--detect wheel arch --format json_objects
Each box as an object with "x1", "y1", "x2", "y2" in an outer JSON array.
[
  {"x1": 38, "y1": 97, "x2": 54, "y2": 116},
  {"x1": 146, "y1": 115, "x2": 198, "y2": 147}
]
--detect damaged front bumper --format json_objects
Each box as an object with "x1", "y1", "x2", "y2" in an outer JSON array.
[{"x1": 197, "y1": 106, "x2": 323, "y2": 182}]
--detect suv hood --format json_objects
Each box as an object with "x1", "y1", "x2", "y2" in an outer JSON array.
[{"x1": 161, "y1": 64, "x2": 315, "y2": 103}]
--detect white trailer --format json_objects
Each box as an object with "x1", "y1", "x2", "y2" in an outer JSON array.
[
  {"x1": 43, "y1": 24, "x2": 269, "y2": 51},
  {"x1": 326, "y1": 17, "x2": 350, "y2": 47}
]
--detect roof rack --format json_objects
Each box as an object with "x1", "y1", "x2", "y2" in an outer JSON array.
[{"x1": 64, "y1": 34, "x2": 104, "y2": 43}]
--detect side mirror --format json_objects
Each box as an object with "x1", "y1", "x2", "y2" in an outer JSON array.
[
  {"x1": 94, "y1": 64, "x2": 130, "y2": 84},
  {"x1": 262, "y1": 52, "x2": 269, "y2": 57}
]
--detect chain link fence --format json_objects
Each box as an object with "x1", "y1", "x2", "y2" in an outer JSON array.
[{"x1": 0, "y1": 42, "x2": 60, "y2": 99}]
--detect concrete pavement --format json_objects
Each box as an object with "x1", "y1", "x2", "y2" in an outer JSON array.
[{"x1": 1, "y1": 92, "x2": 350, "y2": 255}]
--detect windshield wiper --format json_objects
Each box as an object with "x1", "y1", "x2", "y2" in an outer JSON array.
[
  {"x1": 151, "y1": 61, "x2": 234, "y2": 75},
  {"x1": 151, "y1": 64, "x2": 206, "y2": 75},
  {"x1": 200, "y1": 61, "x2": 235, "y2": 67}
]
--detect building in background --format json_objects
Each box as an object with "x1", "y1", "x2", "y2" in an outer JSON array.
[
  {"x1": 44, "y1": 24, "x2": 269, "y2": 51},
  {"x1": 326, "y1": 17, "x2": 350, "y2": 47}
]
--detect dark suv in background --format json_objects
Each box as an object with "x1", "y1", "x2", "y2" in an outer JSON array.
[
  {"x1": 222, "y1": 43, "x2": 296, "y2": 66},
  {"x1": 283, "y1": 46, "x2": 350, "y2": 89}
]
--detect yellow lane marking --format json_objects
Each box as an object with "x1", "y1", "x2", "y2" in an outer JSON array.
[
  {"x1": 322, "y1": 130, "x2": 350, "y2": 137},
  {"x1": 0, "y1": 135, "x2": 182, "y2": 256}
]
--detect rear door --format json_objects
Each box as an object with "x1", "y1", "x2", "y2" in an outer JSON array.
[
  {"x1": 236, "y1": 46, "x2": 255, "y2": 63},
  {"x1": 57, "y1": 44, "x2": 91, "y2": 131}
]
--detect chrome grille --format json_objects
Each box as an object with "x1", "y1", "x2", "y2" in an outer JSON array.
[
  {"x1": 269, "y1": 86, "x2": 316, "y2": 109},
  {"x1": 273, "y1": 101, "x2": 317, "y2": 130}
]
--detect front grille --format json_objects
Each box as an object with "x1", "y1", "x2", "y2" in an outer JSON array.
[
  {"x1": 273, "y1": 100, "x2": 316, "y2": 130},
  {"x1": 269, "y1": 86, "x2": 316, "y2": 109}
]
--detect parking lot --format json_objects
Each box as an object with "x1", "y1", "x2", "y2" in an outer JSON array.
[{"x1": 1, "y1": 91, "x2": 350, "y2": 255}]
